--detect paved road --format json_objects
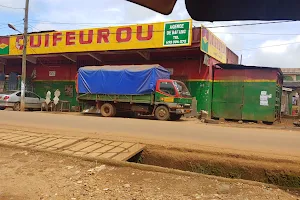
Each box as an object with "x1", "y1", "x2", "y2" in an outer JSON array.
[{"x1": 1, "y1": 111, "x2": 300, "y2": 158}]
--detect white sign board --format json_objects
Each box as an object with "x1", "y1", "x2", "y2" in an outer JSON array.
[
  {"x1": 49, "y1": 71, "x2": 56, "y2": 77},
  {"x1": 260, "y1": 91, "x2": 272, "y2": 106}
]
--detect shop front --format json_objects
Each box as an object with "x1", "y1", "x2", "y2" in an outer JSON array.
[{"x1": 0, "y1": 20, "x2": 238, "y2": 114}]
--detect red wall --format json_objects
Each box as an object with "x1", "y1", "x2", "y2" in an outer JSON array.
[
  {"x1": 4, "y1": 50, "x2": 205, "y2": 81},
  {"x1": 214, "y1": 68, "x2": 279, "y2": 81},
  {"x1": 5, "y1": 60, "x2": 204, "y2": 81},
  {"x1": 5, "y1": 59, "x2": 207, "y2": 81},
  {"x1": 159, "y1": 60, "x2": 201, "y2": 79},
  {"x1": 5, "y1": 64, "x2": 77, "y2": 81},
  {"x1": 4, "y1": 66, "x2": 21, "y2": 75},
  {"x1": 226, "y1": 48, "x2": 239, "y2": 64},
  {"x1": 30, "y1": 65, "x2": 77, "y2": 80}
]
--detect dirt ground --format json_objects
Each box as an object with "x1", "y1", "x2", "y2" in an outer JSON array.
[
  {"x1": 211, "y1": 117, "x2": 300, "y2": 130},
  {"x1": 0, "y1": 146, "x2": 298, "y2": 200},
  {"x1": 1, "y1": 111, "x2": 300, "y2": 199}
]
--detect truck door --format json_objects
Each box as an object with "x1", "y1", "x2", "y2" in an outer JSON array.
[{"x1": 155, "y1": 80, "x2": 177, "y2": 102}]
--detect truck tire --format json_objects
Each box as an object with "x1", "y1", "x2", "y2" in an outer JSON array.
[
  {"x1": 100, "y1": 103, "x2": 116, "y2": 117},
  {"x1": 155, "y1": 105, "x2": 170, "y2": 121},
  {"x1": 170, "y1": 114, "x2": 182, "y2": 121}
]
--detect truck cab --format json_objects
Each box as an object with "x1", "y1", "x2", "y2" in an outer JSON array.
[{"x1": 153, "y1": 79, "x2": 192, "y2": 120}]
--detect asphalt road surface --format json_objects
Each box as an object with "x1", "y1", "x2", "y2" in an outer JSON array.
[{"x1": 1, "y1": 111, "x2": 300, "y2": 158}]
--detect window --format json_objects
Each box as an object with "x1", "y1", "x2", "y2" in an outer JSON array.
[
  {"x1": 30, "y1": 93, "x2": 40, "y2": 99},
  {"x1": 25, "y1": 92, "x2": 39, "y2": 99},
  {"x1": 159, "y1": 82, "x2": 176, "y2": 96},
  {"x1": 25, "y1": 92, "x2": 31, "y2": 97},
  {"x1": 174, "y1": 81, "x2": 191, "y2": 97}
]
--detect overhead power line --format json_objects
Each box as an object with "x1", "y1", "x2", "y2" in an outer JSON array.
[
  {"x1": 234, "y1": 41, "x2": 300, "y2": 52},
  {"x1": 206, "y1": 20, "x2": 296, "y2": 29},
  {"x1": 212, "y1": 32, "x2": 300, "y2": 36},
  {"x1": 0, "y1": 4, "x2": 24, "y2": 9},
  {"x1": 29, "y1": 20, "x2": 144, "y2": 25},
  {"x1": 28, "y1": 19, "x2": 296, "y2": 28},
  {"x1": 0, "y1": 20, "x2": 23, "y2": 25},
  {"x1": 24, "y1": 21, "x2": 299, "y2": 36}
]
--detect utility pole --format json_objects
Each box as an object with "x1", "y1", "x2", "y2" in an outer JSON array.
[
  {"x1": 20, "y1": 0, "x2": 29, "y2": 111},
  {"x1": 240, "y1": 54, "x2": 243, "y2": 65}
]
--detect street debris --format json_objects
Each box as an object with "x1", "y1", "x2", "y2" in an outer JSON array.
[
  {"x1": 66, "y1": 166, "x2": 74, "y2": 170},
  {"x1": 87, "y1": 165, "x2": 106, "y2": 175}
]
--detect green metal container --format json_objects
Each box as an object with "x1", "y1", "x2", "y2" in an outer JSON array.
[{"x1": 211, "y1": 65, "x2": 283, "y2": 122}]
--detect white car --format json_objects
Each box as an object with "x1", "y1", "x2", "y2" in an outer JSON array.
[{"x1": 0, "y1": 90, "x2": 45, "y2": 111}]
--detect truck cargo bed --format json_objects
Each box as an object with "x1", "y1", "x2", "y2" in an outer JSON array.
[
  {"x1": 77, "y1": 93, "x2": 154, "y2": 104},
  {"x1": 77, "y1": 65, "x2": 170, "y2": 95}
]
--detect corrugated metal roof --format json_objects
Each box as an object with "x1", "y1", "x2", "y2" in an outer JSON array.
[
  {"x1": 281, "y1": 68, "x2": 300, "y2": 74},
  {"x1": 216, "y1": 64, "x2": 282, "y2": 75}
]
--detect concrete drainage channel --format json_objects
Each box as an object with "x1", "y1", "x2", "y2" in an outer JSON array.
[
  {"x1": 1, "y1": 127, "x2": 300, "y2": 191},
  {"x1": 129, "y1": 145, "x2": 300, "y2": 190}
]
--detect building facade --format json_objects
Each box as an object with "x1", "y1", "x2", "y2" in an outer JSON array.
[
  {"x1": 281, "y1": 68, "x2": 300, "y2": 115},
  {"x1": 0, "y1": 20, "x2": 238, "y2": 114}
]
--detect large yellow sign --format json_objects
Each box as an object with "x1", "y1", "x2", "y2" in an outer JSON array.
[
  {"x1": 200, "y1": 25, "x2": 227, "y2": 63},
  {"x1": 8, "y1": 20, "x2": 192, "y2": 56}
]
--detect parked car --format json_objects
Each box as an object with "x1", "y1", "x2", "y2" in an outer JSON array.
[{"x1": 0, "y1": 90, "x2": 45, "y2": 111}]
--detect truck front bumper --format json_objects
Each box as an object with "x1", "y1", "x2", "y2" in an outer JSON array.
[{"x1": 174, "y1": 108, "x2": 192, "y2": 115}]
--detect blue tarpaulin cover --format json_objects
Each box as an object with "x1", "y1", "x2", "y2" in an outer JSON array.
[{"x1": 78, "y1": 65, "x2": 170, "y2": 95}]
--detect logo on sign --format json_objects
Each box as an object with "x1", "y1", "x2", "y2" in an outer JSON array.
[
  {"x1": 0, "y1": 37, "x2": 10, "y2": 55},
  {"x1": 201, "y1": 25, "x2": 227, "y2": 63}
]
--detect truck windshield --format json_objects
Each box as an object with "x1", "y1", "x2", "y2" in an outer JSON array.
[{"x1": 173, "y1": 81, "x2": 191, "y2": 97}]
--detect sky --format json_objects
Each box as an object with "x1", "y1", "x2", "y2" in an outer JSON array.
[{"x1": 1, "y1": 0, "x2": 300, "y2": 68}]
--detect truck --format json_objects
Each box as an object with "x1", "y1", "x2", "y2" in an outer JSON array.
[{"x1": 76, "y1": 65, "x2": 192, "y2": 121}]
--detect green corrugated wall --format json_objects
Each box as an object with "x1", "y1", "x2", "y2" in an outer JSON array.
[
  {"x1": 212, "y1": 81, "x2": 280, "y2": 122},
  {"x1": 33, "y1": 81, "x2": 78, "y2": 107},
  {"x1": 186, "y1": 80, "x2": 212, "y2": 113}
]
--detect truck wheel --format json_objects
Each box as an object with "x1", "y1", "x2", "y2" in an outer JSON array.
[
  {"x1": 170, "y1": 114, "x2": 182, "y2": 121},
  {"x1": 155, "y1": 106, "x2": 170, "y2": 121},
  {"x1": 100, "y1": 103, "x2": 116, "y2": 117},
  {"x1": 13, "y1": 102, "x2": 20, "y2": 111}
]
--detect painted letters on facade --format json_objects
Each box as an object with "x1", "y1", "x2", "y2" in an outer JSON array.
[
  {"x1": 200, "y1": 25, "x2": 227, "y2": 63},
  {"x1": 0, "y1": 20, "x2": 192, "y2": 56}
]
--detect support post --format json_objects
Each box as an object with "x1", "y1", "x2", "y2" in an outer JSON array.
[{"x1": 20, "y1": 0, "x2": 29, "y2": 111}]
